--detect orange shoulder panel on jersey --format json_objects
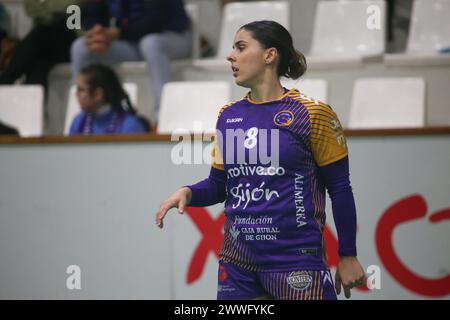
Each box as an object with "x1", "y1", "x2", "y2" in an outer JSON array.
[
  {"x1": 290, "y1": 91, "x2": 348, "y2": 167},
  {"x1": 211, "y1": 100, "x2": 239, "y2": 171}
]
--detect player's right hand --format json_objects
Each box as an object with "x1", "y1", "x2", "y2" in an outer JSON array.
[{"x1": 155, "y1": 187, "x2": 192, "y2": 229}]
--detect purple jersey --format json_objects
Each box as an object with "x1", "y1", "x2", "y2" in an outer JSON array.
[{"x1": 211, "y1": 88, "x2": 348, "y2": 272}]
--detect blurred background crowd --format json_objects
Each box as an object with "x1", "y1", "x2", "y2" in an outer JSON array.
[{"x1": 0, "y1": 0, "x2": 449, "y2": 137}]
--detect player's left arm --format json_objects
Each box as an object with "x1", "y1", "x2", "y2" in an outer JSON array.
[
  {"x1": 319, "y1": 157, "x2": 366, "y2": 298},
  {"x1": 308, "y1": 103, "x2": 366, "y2": 298}
]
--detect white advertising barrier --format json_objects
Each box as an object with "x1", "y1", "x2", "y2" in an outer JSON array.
[{"x1": 0, "y1": 133, "x2": 449, "y2": 299}]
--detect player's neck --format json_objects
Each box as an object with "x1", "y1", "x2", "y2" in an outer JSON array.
[{"x1": 249, "y1": 78, "x2": 285, "y2": 103}]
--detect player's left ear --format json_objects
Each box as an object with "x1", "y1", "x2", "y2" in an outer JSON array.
[{"x1": 264, "y1": 47, "x2": 278, "y2": 65}]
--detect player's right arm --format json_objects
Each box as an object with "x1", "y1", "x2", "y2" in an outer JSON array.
[
  {"x1": 155, "y1": 105, "x2": 229, "y2": 229},
  {"x1": 154, "y1": 137, "x2": 227, "y2": 229},
  {"x1": 184, "y1": 135, "x2": 227, "y2": 206}
]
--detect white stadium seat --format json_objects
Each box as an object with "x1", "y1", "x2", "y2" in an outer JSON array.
[
  {"x1": 64, "y1": 83, "x2": 138, "y2": 135},
  {"x1": 193, "y1": 1, "x2": 290, "y2": 70},
  {"x1": 184, "y1": 3, "x2": 201, "y2": 59},
  {"x1": 216, "y1": 1, "x2": 290, "y2": 59},
  {"x1": 406, "y1": 0, "x2": 450, "y2": 54},
  {"x1": 0, "y1": 85, "x2": 44, "y2": 137},
  {"x1": 2, "y1": 1, "x2": 33, "y2": 38},
  {"x1": 384, "y1": 0, "x2": 450, "y2": 66},
  {"x1": 157, "y1": 81, "x2": 231, "y2": 134},
  {"x1": 309, "y1": 0, "x2": 386, "y2": 64},
  {"x1": 280, "y1": 78, "x2": 328, "y2": 103},
  {"x1": 348, "y1": 77, "x2": 426, "y2": 129}
]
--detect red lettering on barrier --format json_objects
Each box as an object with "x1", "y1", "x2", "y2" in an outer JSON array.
[
  {"x1": 185, "y1": 197, "x2": 450, "y2": 297},
  {"x1": 376, "y1": 194, "x2": 450, "y2": 297},
  {"x1": 185, "y1": 207, "x2": 225, "y2": 284}
]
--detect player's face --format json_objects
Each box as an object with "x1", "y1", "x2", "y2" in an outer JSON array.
[
  {"x1": 227, "y1": 29, "x2": 268, "y2": 88},
  {"x1": 75, "y1": 74, "x2": 104, "y2": 112}
]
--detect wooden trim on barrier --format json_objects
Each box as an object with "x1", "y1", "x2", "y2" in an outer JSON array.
[
  {"x1": 0, "y1": 133, "x2": 172, "y2": 145},
  {"x1": 343, "y1": 127, "x2": 450, "y2": 137},
  {"x1": 0, "y1": 127, "x2": 449, "y2": 145}
]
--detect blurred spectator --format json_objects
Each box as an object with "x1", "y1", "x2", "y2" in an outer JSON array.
[
  {"x1": 387, "y1": 0, "x2": 413, "y2": 53},
  {"x1": 0, "y1": 3, "x2": 17, "y2": 72},
  {"x1": 0, "y1": 120, "x2": 19, "y2": 136},
  {"x1": 0, "y1": 3, "x2": 10, "y2": 34},
  {"x1": 200, "y1": 36, "x2": 214, "y2": 58},
  {"x1": 71, "y1": 0, "x2": 193, "y2": 127},
  {"x1": 69, "y1": 64, "x2": 149, "y2": 135},
  {"x1": 0, "y1": 0, "x2": 80, "y2": 92}
]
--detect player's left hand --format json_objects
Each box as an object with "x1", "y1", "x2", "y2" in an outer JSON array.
[{"x1": 334, "y1": 256, "x2": 366, "y2": 299}]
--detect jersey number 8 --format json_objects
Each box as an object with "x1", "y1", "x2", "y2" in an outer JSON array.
[{"x1": 244, "y1": 127, "x2": 258, "y2": 149}]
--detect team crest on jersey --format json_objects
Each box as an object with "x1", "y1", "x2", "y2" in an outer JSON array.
[
  {"x1": 273, "y1": 110, "x2": 294, "y2": 127},
  {"x1": 287, "y1": 271, "x2": 312, "y2": 291}
]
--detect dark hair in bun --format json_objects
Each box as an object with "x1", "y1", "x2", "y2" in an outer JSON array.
[{"x1": 240, "y1": 20, "x2": 307, "y2": 79}]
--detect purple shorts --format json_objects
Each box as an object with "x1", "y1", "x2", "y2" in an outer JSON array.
[{"x1": 217, "y1": 259, "x2": 337, "y2": 300}]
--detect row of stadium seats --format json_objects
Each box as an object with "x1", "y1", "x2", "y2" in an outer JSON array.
[
  {"x1": 2, "y1": 0, "x2": 449, "y2": 135},
  {"x1": 158, "y1": 77, "x2": 428, "y2": 134},
  {"x1": 10, "y1": 0, "x2": 447, "y2": 63},
  {"x1": 41, "y1": 0, "x2": 449, "y2": 133},
  {"x1": 193, "y1": 0, "x2": 450, "y2": 71},
  {"x1": 0, "y1": 77, "x2": 431, "y2": 137}
]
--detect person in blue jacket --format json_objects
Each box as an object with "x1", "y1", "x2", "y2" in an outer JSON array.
[
  {"x1": 69, "y1": 64, "x2": 149, "y2": 135},
  {"x1": 71, "y1": 0, "x2": 192, "y2": 126}
]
